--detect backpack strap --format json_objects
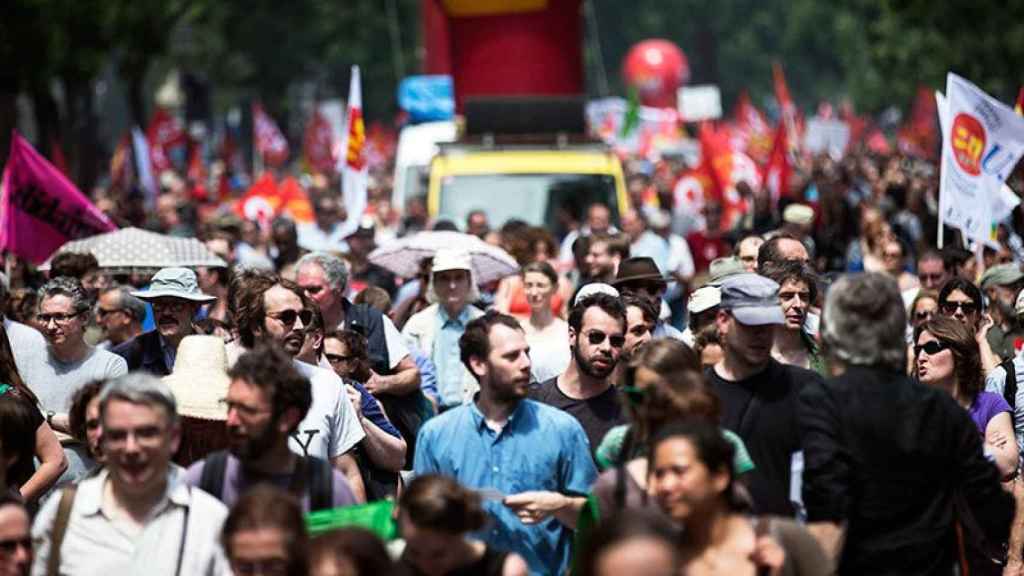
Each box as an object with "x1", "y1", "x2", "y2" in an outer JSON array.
[
  {"x1": 198, "y1": 451, "x2": 229, "y2": 501},
  {"x1": 47, "y1": 484, "x2": 78, "y2": 576},
  {"x1": 307, "y1": 457, "x2": 335, "y2": 512},
  {"x1": 1002, "y1": 357, "x2": 1018, "y2": 411}
]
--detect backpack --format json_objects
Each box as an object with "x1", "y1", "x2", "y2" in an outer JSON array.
[
  {"x1": 999, "y1": 357, "x2": 1018, "y2": 411},
  {"x1": 198, "y1": 450, "x2": 334, "y2": 512}
]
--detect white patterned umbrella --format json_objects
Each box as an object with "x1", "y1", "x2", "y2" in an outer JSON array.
[
  {"x1": 369, "y1": 231, "x2": 519, "y2": 284},
  {"x1": 39, "y1": 227, "x2": 227, "y2": 275}
]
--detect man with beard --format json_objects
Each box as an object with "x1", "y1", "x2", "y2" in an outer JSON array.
[
  {"x1": 529, "y1": 293, "x2": 627, "y2": 457},
  {"x1": 979, "y1": 263, "x2": 1024, "y2": 361},
  {"x1": 414, "y1": 311, "x2": 596, "y2": 576},
  {"x1": 706, "y1": 273, "x2": 823, "y2": 516},
  {"x1": 112, "y1": 268, "x2": 214, "y2": 376},
  {"x1": 229, "y1": 272, "x2": 366, "y2": 501},
  {"x1": 186, "y1": 345, "x2": 357, "y2": 512}
]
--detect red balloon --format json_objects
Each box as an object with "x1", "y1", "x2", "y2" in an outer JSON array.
[{"x1": 622, "y1": 39, "x2": 689, "y2": 109}]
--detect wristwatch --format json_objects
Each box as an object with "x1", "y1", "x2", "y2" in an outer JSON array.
[{"x1": 45, "y1": 410, "x2": 55, "y2": 426}]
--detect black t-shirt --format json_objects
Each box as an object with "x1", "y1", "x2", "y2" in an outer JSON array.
[
  {"x1": 705, "y1": 359, "x2": 822, "y2": 516},
  {"x1": 529, "y1": 377, "x2": 625, "y2": 457}
]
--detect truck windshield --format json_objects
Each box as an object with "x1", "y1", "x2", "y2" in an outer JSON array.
[{"x1": 438, "y1": 173, "x2": 617, "y2": 233}]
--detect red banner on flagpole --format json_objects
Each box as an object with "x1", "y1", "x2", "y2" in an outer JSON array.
[{"x1": 253, "y1": 103, "x2": 290, "y2": 167}]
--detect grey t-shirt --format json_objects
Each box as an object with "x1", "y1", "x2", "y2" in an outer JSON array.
[
  {"x1": 25, "y1": 347, "x2": 128, "y2": 413},
  {"x1": 185, "y1": 453, "x2": 357, "y2": 512}
]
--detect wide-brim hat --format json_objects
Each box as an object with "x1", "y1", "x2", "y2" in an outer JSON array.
[
  {"x1": 720, "y1": 273, "x2": 784, "y2": 326},
  {"x1": 131, "y1": 267, "x2": 216, "y2": 302},
  {"x1": 611, "y1": 257, "x2": 669, "y2": 286},
  {"x1": 162, "y1": 335, "x2": 230, "y2": 420},
  {"x1": 980, "y1": 263, "x2": 1024, "y2": 291}
]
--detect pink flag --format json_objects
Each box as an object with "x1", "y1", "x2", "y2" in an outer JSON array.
[
  {"x1": 0, "y1": 131, "x2": 116, "y2": 264},
  {"x1": 253, "y1": 102, "x2": 290, "y2": 166}
]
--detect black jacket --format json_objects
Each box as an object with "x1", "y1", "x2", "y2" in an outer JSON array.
[
  {"x1": 800, "y1": 365, "x2": 1014, "y2": 575},
  {"x1": 110, "y1": 330, "x2": 173, "y2": 376}
]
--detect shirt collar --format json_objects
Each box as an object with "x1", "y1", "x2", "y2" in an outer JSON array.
[
  {"x1": 469, "y1": 396, "x2": 528, "y2": 433},
  {"x1": 77, "y1": 466, "x2": 191, "y2": 517},
  {"x1": 438, "y1": 304, "x2": 471, "y2": 325}
]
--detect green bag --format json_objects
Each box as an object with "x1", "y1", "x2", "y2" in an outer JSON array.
[{"x1": 305, "y1": 500, "x2": 398, "y2": 541}]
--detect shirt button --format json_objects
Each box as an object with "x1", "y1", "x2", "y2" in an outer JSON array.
[{"x1": 492, "y1": 466, "x2": 499, "y2": 472}]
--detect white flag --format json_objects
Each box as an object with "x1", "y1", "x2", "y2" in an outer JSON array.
[
  {"x1": 938, "y1": 73, "x2": 1024, "y2": 243},
  {"x1": 338, "y1": 65, "x2": 367, "y2": 235}
]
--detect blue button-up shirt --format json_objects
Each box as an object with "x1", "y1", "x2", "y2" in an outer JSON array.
[
  {"x1": 414, "y1": 399, "x2": 597, "y2": 576},
  {"x1": 434, "y1": 306, "x2": 472, "y2": 407}
]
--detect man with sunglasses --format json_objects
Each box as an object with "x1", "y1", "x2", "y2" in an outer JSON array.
[
  {"x1": 706, "y1": 273, "x2": 823, "y2": 517},
  {"x1": 529, "y1": 293, "x2": 628, "y2": 458},
  {"x1": 112, "y1": 267, "x2": 216, "y2": 376},
  {"x1": 0, "y1": 494, "x2": 31, "y2": 576},
  {"x1": 94, "y1": 285, "x2": 146, "y2": 350},
  {"x1": 25, "y1": 277, "x2": 127, "y2": 439}
]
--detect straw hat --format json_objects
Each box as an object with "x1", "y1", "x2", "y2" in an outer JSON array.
[{"x1": 162, "y1": 335, "x2": 230, "y2": 420}]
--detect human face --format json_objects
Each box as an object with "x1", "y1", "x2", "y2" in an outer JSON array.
[
  {"x1": 649, "y1": 436, "x2": 728, "y2": 524},
  {"x1": 776, "y1": 238, "x2": 810, "y2": 265},
  {"x1": 882, "y1": 241, "x2": 904, "y2": 274},
  {"x1": 940, "y1": 289, "x2": 980, "y2": 328},
  {"x1": 150, "y1": 297, "x2": 198, "y2": 343},
  {"x1": 95, "y1": 291, "x2": 132, "y2": 342},
  {"x1": 911, "y1": 297, "x2": 937, "y2": 328},
  {"x1": 915, "y1": 330, "x2": 955, "y2": 388},
  {"x1": 228, "y1": 527, "x2": 290, "y2": 576},
  {"x1": 259, "y1": 285, "x2": 311, "y2": 356},
  {"x1": 38, "y1": 295, "x2": 86, "y2": 349},
  {"x1": 399, "y1": 515, "x2": 468, "y2": 576},
  {"x1": 585, "y1": 241, "x2": 615, "y2": 280},
  {"x1": 624, "y1": 306, "x2": 653, "y2": 357},
  {"x1": 433, "y1": 270, "x2": 471, "y2": 314},
  {"x1": 0, "y1": 504, "x2": 31, "y2": 576},
  {"x1": 101, "y1": 399, "x2": 179, "y2": 499},
  {"x1": 699, "y1": 344, "x2": 724, "y2": 368},
  {"x1": 737, "y1": 237, "x2": 763, "y2": 272},
  {"x1": 621, "y1": 281, "x2": 666, "y2": 302},
  {"x1": 473, "y1": 324, "x2": 531, "y2": 402},
  {"x1": 716, "y1": 311, "x2": 774, "y2": 369},
  {"x1": 778, "y1": 279, "x2": 810, "y2": 331},
  {"x1": 523, "y1": 272, "x2": 555, "y2": 312},
  {"x1": 81, "y1": 270, "x2": 110, "y2": 297},
  {"x1": 571, "y1": 307, "x2": 625, "y2": 380},
  {"x1": 323, "y1": 338, "x2": 357, "y2": 380},
  {"x1": 917, "y1": 258, "x2": 948, "y2": 290},
  {"x1": 467, "y1": 213, "x2": 489, "y2": 238},
  {"x1": 587, "y1": 206, "x2": 611, "y2": 234},
  {"x1": 297, "y1": 263, "x2": 340, "y2": 319},
  {"x1": 593, "y1": 537, "x2": 678, "y2": 576},
  {"x1": 85, "y1": 396, "x2": 103, "y2": 461},
  {"x1": 224, "y1": 378, "x2": 280, "y2": 461}
]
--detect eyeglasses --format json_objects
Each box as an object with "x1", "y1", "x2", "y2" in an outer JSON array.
[
  {"x1": 37, "y1": 311, "x2": 83, "y2": 325},
  {"x1": 940, "y1": 301, "x2": 978, "y2": 315},
  {"x1": 0, "y1": 536, "x2": 31, "y2": 556},
  {"x1": 102, "y1": 425, "x2": 166, "y2": 449},
  {"x1": 915, "y1": 340, "x2": 949, "y2": 357},
  {"x1": 85, "y1": 418, "x2": 100, "y2": 431},
  {"x1": 267, "y1": 309, "x2": 313, "y2": 327},
  {"x1": 231, "y1": 559, "x2": 288, "y2": 576},
  {"x1": 585, "y1": 330, "x2": 625, "y2": 348},
  {"x1": 919, "y1": 272, "x2": 945, "y2": 284},
  {"x1": 914, "y1": 310, "x2": 934, "y2": 322},
  {"x1": 325, "y1": 353, "x2": 356, "y2": 365},
  {"x1": 220, "y1": 399, "x2": 272, "y2": 419},
  {"x1": 150, "y1": 298, "x2": 192, "y2": 311},
  {"x1": 95, "y1": 307, "x2": 123, "y2": 318}
]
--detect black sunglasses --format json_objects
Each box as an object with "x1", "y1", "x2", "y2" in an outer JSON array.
[
  {"x1": 915, "y1": 340, "x2": 949, "y2": 357},
  {"x1": 0, "y1": 536, "x2": 31, "y2": 555},
  {"x1": 585, "y1": 330, "x2": 625, "y2": 348},
  {"x1": 268, "y1": 309, "x2": 314, "y2": 327},
  {"x1": 940, "y1": 301, "x2": 978, "y2": 315}
]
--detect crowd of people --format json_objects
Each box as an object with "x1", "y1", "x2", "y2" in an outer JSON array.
[{"x1": 3, "y1": 135, "x2": 1024, "y2": 576}]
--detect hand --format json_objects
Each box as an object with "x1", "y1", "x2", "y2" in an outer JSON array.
[
  {"x1": 990, "y1": 431, "x2": 1010, "y2": 450},
  {"x1": 978, "y1": 314, "x2": 995, "y2": 339},
  {"x1": 750, "y1": 535, "x2": 786, "y2": 576},
  {"x1": 345, "y1": 385, "x2": 364, "y2": 420},
  {"x1": 1004, "y1": 557, "x2": 1024, "y2": 576},
  {"x1": 364, "y1": 370, "x2": 386, "y2": 395},
  {"x1": 503, "y1": 491, "x2": 566, "y2": 525}
]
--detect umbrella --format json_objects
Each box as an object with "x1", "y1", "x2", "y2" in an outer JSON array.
[
  {"x1": 368, "y1": 231, "x2": 519, "y2": 284},
  {"x1": 39, "y1": 227, "x2": 227, "y2": 275}
]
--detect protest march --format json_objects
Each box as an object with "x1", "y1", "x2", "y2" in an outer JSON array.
[{"x1": 5, "y1": 1, "x2": 1024, "y2": 575}]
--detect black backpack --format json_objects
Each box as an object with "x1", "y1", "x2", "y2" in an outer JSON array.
[
  {"x1": 198, "y1": 450, "x2": 334, "y2": 512},
  {"x1": 999, "y1": 357, "x2": 1018, "y2": 411}
]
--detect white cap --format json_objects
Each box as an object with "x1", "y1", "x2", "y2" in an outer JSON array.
[
  {"x1": 687, "y1": 286, "x2": 721, "y2": 314},
  {"x1": 574, "y1": 283, "x2": 620, "y2": 306},
  {"x1": 432, "y1": 248, "x2": 473, "y2": 274}
]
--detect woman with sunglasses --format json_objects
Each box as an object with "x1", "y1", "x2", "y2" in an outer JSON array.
[
  {"x1": 648, "y1": 419, "x2": 828, "y2": 576},
  {"x1": 905, "y1": 290, "x2": 939, "y2": 374},
  {"x1": 938, "y1": 278, "x2": 1001, "y2": 372},
  {"x1": 915, "y1": 316, "x2": 1018, "y2": 478}
]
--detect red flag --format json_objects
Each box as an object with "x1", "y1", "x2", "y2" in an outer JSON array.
[
  {"x1": 0, "y1": 131, "x2": 117, "y2": 263},
  {"x1": 896, "y1": 86, "x2": 938, "y2": 158},
  {"x1": 235, "y1": 173, "x2": 313, "y2": 225},
  {"x1": 1015, "y1": 87, "x2": 1024, "y2": 116},
  {"x1": 698, "y1": 123, "x2": 748, "y2": 229},
  {"x1": 302, "y1": 108, "x2": 337, "y2": 174},
  {"x1": 731, "y1": 90, "x2": 772, "y2": 162},
  {"x1": 839, "y1": 101, "x2": 867, "y2": 147},
  {"x1": 772, "y1": 62, "x2": 802, "y2": 154},
  {"x1": 762, "y1": 121, "x2": 792, "y2": 204},
  {"x1": 252, "y1": 102, "x2": 290, "y2": 167},
  {"x1": 145, "y1": 108, "x2": 186, "y2": 173},
  {"x1": 187, "y1": 142, "x2": 209, "y2": 201}
]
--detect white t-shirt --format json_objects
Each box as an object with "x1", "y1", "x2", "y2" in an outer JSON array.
[
  {"x1": 289, "y1": 359, "x2": 365, "y2": 461},
  {"x1": 24, "y1": 346, "x2": 128, "y2": 413}
]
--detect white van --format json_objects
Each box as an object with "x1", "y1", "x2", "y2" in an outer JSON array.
[{"x1": 391, "y1": 121, "x2": 457, "y2": 211}]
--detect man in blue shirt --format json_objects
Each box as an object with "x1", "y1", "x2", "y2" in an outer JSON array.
[{"x1": 414, "y1": 311, "x2": 597, "y2": 576}]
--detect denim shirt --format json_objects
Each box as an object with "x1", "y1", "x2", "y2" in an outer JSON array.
[
  {"x1": 414, "y1": 399, "x2": 597, "y2": 576},
  {"x1": 434, "y1": 306, "x2": 472, "y2": 407}
]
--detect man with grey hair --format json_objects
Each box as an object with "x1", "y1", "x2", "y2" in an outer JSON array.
[
  {"x1": 31, "y1": 373, "x2": 230, "y2": 575},
  {"x1": 800, "y1": 272, "x2": 1012, "y2": 574},
  {"x1": 295, "y1": 251, "x2": 420, "y2": 395},
  {"x1": 95, "y1": 285, "x2": 146, "y2": 349},
  {"x1": 26, "y1": 277, "x2": 127, "y2": 438}
]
